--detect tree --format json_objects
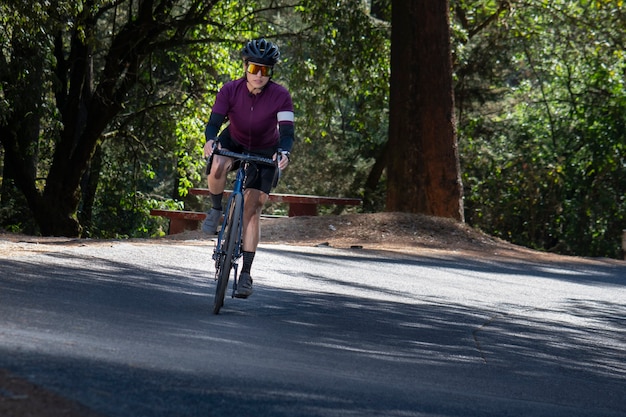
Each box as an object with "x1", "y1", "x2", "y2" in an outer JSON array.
[
  {"x1": 0, "y1": 0, "x2": 233, "y2": 237},
  {"x1": 386, "y1": 0, "x2": 463, "y2": 221}
]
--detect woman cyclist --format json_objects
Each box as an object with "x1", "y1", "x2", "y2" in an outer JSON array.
[{"x1": 202, "y1": 38, "x2": 295, "y2": 299}]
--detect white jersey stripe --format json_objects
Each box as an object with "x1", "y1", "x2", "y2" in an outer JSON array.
[{"x1": 277, "y1": 111, "x2": 295, "y2": 123}]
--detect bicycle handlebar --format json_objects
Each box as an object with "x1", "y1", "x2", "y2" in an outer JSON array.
[
  {"x1": 213, "y1": 148, "x2": 277, "y2": 166},
  {"x1": 206, "y1": 144, "x2": 282, "y2": 185}
]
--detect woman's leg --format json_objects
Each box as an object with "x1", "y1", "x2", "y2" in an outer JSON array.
[
  {"x1": 202, "y1": 155, "x2": 233, "y2": 234},
  {"x1": 242, "y1": 188, "x2": 268, "y2": 252},
  {"x1": 207, "y1": 154, "x2": 232, "y2": 194}
]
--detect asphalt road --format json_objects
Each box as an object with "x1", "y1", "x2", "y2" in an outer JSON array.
[{"x1": 0, "y1": 239, "x2": 625, "y2": 417}]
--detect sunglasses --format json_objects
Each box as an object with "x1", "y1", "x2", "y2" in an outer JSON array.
[{"x1": 247, "y1": 63, "x2": 273, "y2": 77}]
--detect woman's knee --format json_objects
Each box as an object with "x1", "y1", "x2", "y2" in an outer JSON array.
[
  {"x1": 209, "y1": 156, "x2": 231, "y2": 179},
  {"x1": 245, "y1": 190, "x2": 268, "y2": 213}
]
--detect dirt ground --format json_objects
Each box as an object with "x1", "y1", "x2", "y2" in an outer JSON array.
[{"x1": 1, "y1": 212, "x2": 622, "y2": 416}]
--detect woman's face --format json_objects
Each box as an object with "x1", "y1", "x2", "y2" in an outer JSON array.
[{"x1": 245, "y1": 61, "x2": 272, "y2": 92}]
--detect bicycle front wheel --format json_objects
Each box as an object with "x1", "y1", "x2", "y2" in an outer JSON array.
[{"x1": 213, "y1": 193, "x2": 243, "y2": 314}]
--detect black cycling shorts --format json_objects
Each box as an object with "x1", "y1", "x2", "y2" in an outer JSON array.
[{"x1": 215, "y1": 129, "x2": 278, "y2": 194}]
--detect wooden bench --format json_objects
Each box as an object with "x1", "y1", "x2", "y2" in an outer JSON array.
[
  {"x1": 150, "y1": 190, "x2": 361, "y2": 235},
  {"x1": 149, "y1": 209, "x2": 208, "y2": 235},
  {"x1": 189, "y1": 188, "x2": 361, "y2": 217}
]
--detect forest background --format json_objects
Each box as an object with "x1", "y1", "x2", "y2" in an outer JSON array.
[{"x1": 1, "y1": 0, "x2": 625, "y2": 259}]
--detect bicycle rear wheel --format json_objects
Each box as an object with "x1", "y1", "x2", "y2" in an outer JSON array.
[{"x1": 213, "y1": 193, "x2": 243, "y2": 314}]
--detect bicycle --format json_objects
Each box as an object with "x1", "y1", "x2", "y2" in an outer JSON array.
[{"x1": 209, "y1": 147, "x2": 280, "y2": 314}]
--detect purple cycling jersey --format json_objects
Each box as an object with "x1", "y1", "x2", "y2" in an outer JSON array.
[{"x1": 211, "y1": 77, "x2": 294, "y2": 151}]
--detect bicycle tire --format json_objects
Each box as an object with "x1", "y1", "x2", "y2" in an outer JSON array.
[{"x1": 213, "y1": 192, "x2": 243, "y2": 314}]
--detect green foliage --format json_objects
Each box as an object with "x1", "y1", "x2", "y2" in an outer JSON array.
[
  {"x1": 2, "y1": 0, "x2": 625, "y2": 257},
  {"x1": 273, "y1": 1, "x2": 390, "y2": 206},
  {"x1": 1, "y1": 0, "x2": 256, "y2": 237},
  {"x1": 456, "y1": 0, "x2": 626, "y2": 258}
]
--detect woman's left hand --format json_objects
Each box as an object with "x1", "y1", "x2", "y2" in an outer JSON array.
[{"x1": 276, "y1": 151, "x2": 290, "y2": 170}]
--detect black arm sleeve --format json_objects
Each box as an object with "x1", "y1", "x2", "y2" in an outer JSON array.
[
  {"x1": 278, "y1": 123, "x2": 294, "y2": 152},
  {"x1": 204, "y1": 113, "x2": 226, "y2": 142}
]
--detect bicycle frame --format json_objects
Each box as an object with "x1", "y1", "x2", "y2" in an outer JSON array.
[
  {"x1": 213, "y1": 161, "x2": 246, "y2": 293},
  {"x1": 210, "y1": 148, "x2": 277, "y2": 313}
]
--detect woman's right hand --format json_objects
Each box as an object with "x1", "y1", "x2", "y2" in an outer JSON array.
[{"x1": 204, "y1": 140, "x2": 216, "y2": 158}]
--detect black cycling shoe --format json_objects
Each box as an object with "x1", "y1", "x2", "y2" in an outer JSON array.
[{"x1": 235, "y1": 272, "x2": 253, "y2": 298}]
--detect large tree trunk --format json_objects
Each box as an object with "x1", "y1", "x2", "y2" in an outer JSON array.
[{"x1": 386, "y1": 0, "x2": 464, "y2": 221}]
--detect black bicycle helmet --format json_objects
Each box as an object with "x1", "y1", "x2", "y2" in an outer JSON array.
[{"x1": 241, "y1": 38, "x2": 280, "y2": 66}]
